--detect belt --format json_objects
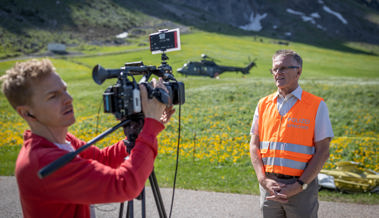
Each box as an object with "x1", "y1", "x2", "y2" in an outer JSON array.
[{"x1": 266, "y1": 173, "x2": 299, "y2": 179}]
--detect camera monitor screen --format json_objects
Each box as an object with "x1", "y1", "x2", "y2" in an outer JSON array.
[{"x1": 149, "y1": 28, "x2": 181, "y2": 54}]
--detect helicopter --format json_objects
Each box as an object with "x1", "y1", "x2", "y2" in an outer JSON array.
[{"x1": 177, "y1": 54, "x2": 256, "y2": 78}]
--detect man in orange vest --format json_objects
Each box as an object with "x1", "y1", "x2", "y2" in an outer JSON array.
[{"x1": 249, "y1": 49, "x2": 333, "y2": 217}]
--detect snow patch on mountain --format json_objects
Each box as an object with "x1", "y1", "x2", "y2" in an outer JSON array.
[
  {"x1": 239, "y1": 12, "x2": 267, "y2": 32},
  {"x1": 322, "y1": 5, "x2": 348, "y2": 24}
]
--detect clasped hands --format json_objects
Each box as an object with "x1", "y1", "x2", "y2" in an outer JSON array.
[{"x1": 260, "y1": 177, "x2": 303, "y2": 203}]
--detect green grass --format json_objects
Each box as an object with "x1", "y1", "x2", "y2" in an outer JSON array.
[{"x1": 0, "y1": 31, "x2": 378, "y2": 204}]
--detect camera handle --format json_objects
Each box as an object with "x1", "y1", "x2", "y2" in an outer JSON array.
[
  {"x1": 38, "y1": 119, "x2": 131, "y2": 179},
  {"x1": 141, "y1": 83, "x2": 172, "y2": 106}
]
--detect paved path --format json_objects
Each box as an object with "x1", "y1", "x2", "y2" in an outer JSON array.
[{"x1": 1, "y1": 176, "x2": 378, "y2": 218}]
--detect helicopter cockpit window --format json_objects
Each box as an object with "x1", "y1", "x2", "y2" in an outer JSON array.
[{"x1": 203, "y1": 66, "x2": 213, "y2": 73}]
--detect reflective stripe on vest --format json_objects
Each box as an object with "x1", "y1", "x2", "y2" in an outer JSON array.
[
  {"x1": 262, "y1": 157, "x2": 307, "y2": 170},
  {"x1": 260, "y1": 141, "x2": 315, "y2": 155}
]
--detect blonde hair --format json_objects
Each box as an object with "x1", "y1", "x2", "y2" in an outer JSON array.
[{"x1": 0, "y1": 58, "x2": 56, "y2": 109}]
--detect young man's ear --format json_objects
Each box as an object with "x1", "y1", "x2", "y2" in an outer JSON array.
[{"x1": 16, "y1": 106, "x2": 34, "y2": 120}]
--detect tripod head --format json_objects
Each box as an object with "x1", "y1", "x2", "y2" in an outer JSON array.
[{"x1": 122, "y1": 114, "x2": 145, "y2": 154}]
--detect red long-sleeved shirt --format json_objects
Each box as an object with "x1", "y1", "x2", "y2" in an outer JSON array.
[{"x1": 15, "y1": 118, "x2": 164, "y2": 218}]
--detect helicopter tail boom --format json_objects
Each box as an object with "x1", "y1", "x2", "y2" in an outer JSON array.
[{"x1": 242, "y1": 61, "x2": 256, "y2": 74}]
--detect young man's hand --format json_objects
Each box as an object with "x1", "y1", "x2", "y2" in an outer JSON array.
[{"x1": 140, "y1": 78, "x2": 172, "y2": 123}]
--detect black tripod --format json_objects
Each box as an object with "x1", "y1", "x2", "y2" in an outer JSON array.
[
  {"x1": 119, "y1": 118, "x2": 167, "y2": 218},
  {"x1": 119, "y1": 170, "x2": 167, "y2": 218}
]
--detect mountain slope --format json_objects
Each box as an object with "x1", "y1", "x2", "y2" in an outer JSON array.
[
  {"x1": 129, "y1": 0, "x2": 378, "y2": 50},
  {"x1": 0, "y1": 0, "x2": 378, "y2": 59}
]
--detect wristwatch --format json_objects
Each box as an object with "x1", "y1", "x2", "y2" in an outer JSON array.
[{"x1": 297, "y1": 179, "x2": 308, "y2": 190}]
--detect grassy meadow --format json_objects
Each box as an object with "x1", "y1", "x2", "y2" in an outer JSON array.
[{"x1": 0, "y1": 31, "x2": 378, "y2": 204}]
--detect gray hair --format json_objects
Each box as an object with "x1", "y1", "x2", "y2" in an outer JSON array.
[{"x1": 273, "y1": 49, "x2": 303, "y2": 67}]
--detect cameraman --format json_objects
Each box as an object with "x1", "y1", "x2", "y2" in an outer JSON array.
[{"x1": 0, "y1": 58, "x2": 174, "y2": 218}]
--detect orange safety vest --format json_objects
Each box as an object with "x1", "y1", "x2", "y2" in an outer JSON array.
[{"x1": 258, "y1": 91, "x2": 323, "y2": 176}]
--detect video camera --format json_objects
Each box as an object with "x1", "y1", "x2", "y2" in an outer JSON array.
[{"x1": 92, "y1": 29, "x2": 185, "y2": 120}]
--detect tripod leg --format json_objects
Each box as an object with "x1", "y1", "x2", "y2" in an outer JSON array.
[
  {"x1": 141, "y1": 188, "x2": 146, "y2": 218},
  {"x1": 126, "y1": 200, "x2": 133, "y2": 218},
  {"x1": 119, "y1": 202, "x2": 124, "y2": 218},
  {"x1": 149, "y1": 170, "x2": 167, "y2": 218}
]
